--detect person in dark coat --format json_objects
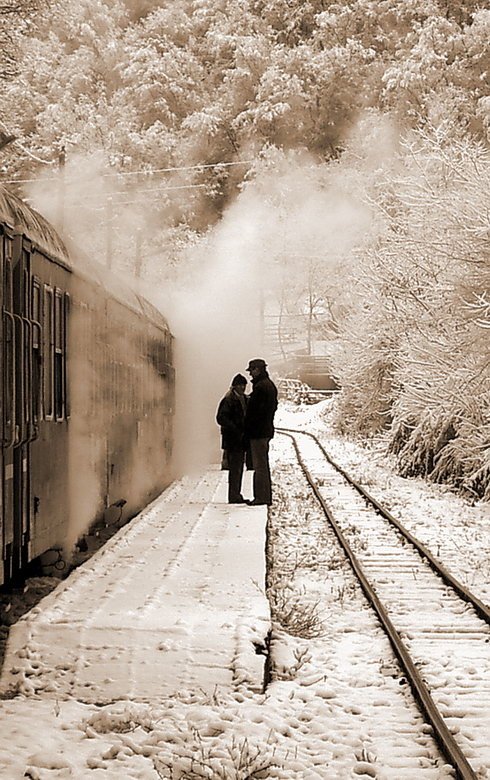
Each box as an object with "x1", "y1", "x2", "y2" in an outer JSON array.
[
  {"x1": 244, "y1": 358, "x2": 278, "y2": 506},
  {"x1": 216, "y1": 373, "x2": 248, "y2": 504}
]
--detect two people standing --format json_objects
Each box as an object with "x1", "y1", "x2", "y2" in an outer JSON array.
[{"x1": 216, "y1": 358, "x2": 278, "y2": 506}]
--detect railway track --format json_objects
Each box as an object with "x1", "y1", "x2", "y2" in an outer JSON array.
[{"x1": 277, "y1": 428, "x2": 490, "y2": 780}]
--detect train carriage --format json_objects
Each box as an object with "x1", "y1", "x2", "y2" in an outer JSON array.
[{"x1": 0, "y1": 185, "x2": 175, "y2": 585}]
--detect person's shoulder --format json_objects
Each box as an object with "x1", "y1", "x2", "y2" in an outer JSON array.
[{"x1": 218, "y1": 389, "x2": 232, "y2": 404}]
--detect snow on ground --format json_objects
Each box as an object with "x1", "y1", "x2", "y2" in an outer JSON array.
[
  {"x1": 0, "y1": 400, "x2": 488, "y2": 779},
  {"x1": 265, "y1": 449, "x2": 455, "y2": 779},
  {"x1": 0, "y1": 470, "x2": 268, "y2": 705},
  {"x1": 276, "y1": 399, "x2": 490, "y2": 605}
]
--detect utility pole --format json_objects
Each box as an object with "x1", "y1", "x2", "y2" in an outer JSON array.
[
  {"x1": 106, "y1": 196, "x2": 113, "y2": 270},
  {"x1": 57, "y1": 145, "x2": 66, "y2": 231},
  {"x1": 135, "y1": 227, "x2": 142, "y2": 278},
  {"x1": 259, "y1": 287, "x2": 265, "y2": 349}
]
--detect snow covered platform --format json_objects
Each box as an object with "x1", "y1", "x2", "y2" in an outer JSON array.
[{"x1": 0, "y1": 467, "x2": 270, "y2": 704}]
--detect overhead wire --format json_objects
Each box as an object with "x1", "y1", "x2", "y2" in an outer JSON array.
[
  {"x1": 96, "y1": 190, "x2": 210, "y2": 207},
  {"x1": 45, "y1": 183, "x2": 213, "y2": 211},
  {"x1": 1, "y1": 158, "x2": 255, "y2": 186},
  {"x1": 64, "y1": 182, "x2": 211, "y2": 204}
]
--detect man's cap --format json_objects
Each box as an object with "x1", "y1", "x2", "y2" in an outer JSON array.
[
  {"x1": 231, "y1": 373, "x2": 247, "y2": 387},
  {"x1": 247, "y1": 358, "x2": 267, "y2": 371}
]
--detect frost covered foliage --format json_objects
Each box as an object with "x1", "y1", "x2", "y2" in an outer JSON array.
[
  {"x1": 0, "y1": 0, "x2": 43, "y2": 80},
  {"x1": 2, "y1": 0, "x2": 490, "y2": 218},
  {"x1": 83, "y1": 698, "x2": 285, "y2": 779},
  {"x1": 333, "y1": 132, "x2": 490, "y2": 499}
]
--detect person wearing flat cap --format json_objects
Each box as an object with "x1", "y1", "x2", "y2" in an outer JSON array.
[
  {"x1": 244, "y1": 358, "x2": 278, "y2": 506},
  {"x1": 216, "y1": 373, "x2": 249, "y2": 504}
]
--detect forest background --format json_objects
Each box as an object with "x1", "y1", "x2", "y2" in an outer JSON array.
[{"x1": 0, "y1": 0, "x2": 489, "y2": 499}]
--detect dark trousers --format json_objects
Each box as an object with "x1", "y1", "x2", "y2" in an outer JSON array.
[
  {"x1": 226, "y1": 449, "x2": 245, "y2": 502},
  {"x1": 250, "y1": 438, "x2": 272, "y2": 505}
]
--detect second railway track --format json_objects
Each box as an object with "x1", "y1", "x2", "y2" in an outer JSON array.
[{"x1": 277, "y1": 427, "x2": 490, "y2": 780}]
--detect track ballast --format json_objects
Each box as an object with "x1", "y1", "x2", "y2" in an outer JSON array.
[{"x1": 278, "y1": 428, "x2": 490, "y2": 780}]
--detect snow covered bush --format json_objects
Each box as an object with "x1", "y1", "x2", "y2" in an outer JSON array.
[
  {"x1": 153, "y1": 735, "x2": 279, "y2": 780},
  {"x1": 84, "y1": 700, "x2": 285, "y2": 780},
  {"x1": 332, "y1": 129, "x2": 490, "y2": 499},
  {"x1": 267, "y1": 578, "x2": 325, "y2": 640}
]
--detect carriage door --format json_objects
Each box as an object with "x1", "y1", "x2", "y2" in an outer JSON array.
[
  {"x1": 2, "y1": 230, "x2": 15, "y2": 582},
  {"x1": 9, "y1": 235, "x2": 33, "y2": 578}
]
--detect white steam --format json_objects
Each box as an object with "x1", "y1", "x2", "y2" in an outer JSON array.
[
  {"x1": 24, "y1": 129, "x2": 385, "y2": 527},
  {"x1": 161, "y1": 193, "x2": 266, "y2": 473},
  {"x1": 154, "y1": 151, "x2": 374, "y2": 473}
]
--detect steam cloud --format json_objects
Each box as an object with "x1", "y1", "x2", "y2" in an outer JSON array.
[{"x1": 25, "y1": 131, "x2": 381, "y2": 543}]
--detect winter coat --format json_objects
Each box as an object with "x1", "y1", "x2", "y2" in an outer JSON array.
[
  {"x1": 216, "y1": 389, "x2": 247, "y2": 451},
  {"x1": 244, "y1": 371, "x2": 278, "y2": 440}
]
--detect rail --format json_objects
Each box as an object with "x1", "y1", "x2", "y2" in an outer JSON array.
[
  {"x1": 277, "y1": 378, "x2": 337, "y2": 405},
  {"x1": 278, "y1": 427, "x2": 488, "y2": 780}
]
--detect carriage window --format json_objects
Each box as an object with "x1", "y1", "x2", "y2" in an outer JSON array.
[
  {"x1": 54, "y1": 289, "x2": 66, "y2": 420},
  {"x1": 3, "y1": 257, "x2": 14, "y2": 440},
  {"x1": 43, "y1": 286, "x2": 54, "y2": 419},
  {"x1": 23, "y1": 253, "x2": 30, "y2": 309},
  {"x1": 64, "y1": 294, "x2": 70, "y2": 419},
  {"x1": 31, "y1": 279, "x2": 42, "y2": 423},
  {"x1": 32, "y1": 281, "x2": 40, "y2": 344},
  {"x1": 23, "y1": 269, "x2": 31, "y2": 429},
  {"x1": 4, "y1": 252, "x2": 12, "y2": 308}
]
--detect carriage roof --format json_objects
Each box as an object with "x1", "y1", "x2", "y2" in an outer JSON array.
[{"x1": 0, "y1": 184, "x2": 170, "y2": 333}]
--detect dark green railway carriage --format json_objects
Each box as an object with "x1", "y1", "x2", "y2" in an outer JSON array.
[{"x1": 0, "y1": 185, "x2": 174, "y2": 584}]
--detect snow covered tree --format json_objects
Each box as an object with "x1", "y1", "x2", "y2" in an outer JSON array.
[
  {"x1": 4, "y1": 0, "x2": 489, "y2": 205},
  {"x1": 1, "y1": 0, "x2": 488, "y2": 499},
  {"x1": 0, "y1": 0, "x2": 46, "y2": 79},
  {"x1": 332, "y1": 127, "x2": 490, "y2": 498}
]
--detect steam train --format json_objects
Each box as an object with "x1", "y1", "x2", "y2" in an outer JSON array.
[{"x1": 0, "y1": 184, "x2": 175, "y2": 586}]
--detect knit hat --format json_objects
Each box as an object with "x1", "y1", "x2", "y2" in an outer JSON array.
[{"x1": 231, "y1": 373, "x2": 247, "y2": 387}]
